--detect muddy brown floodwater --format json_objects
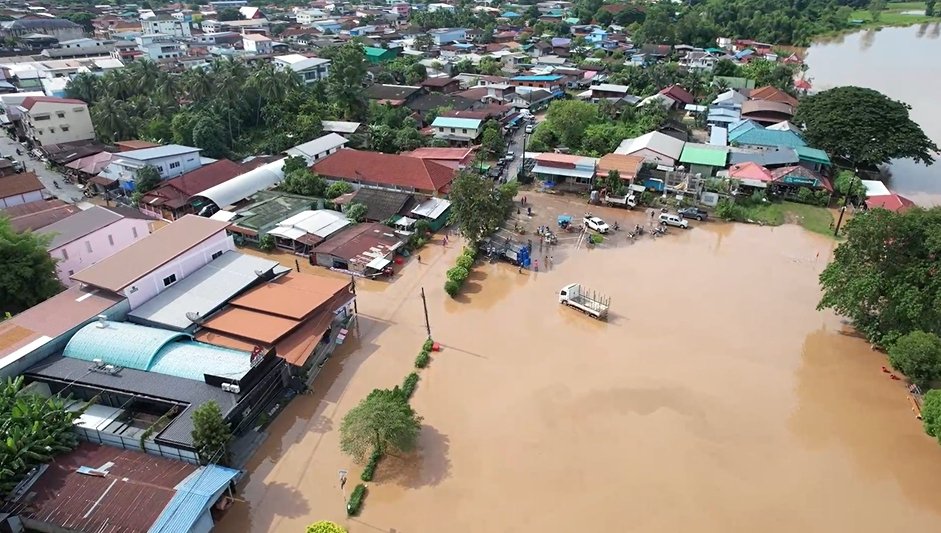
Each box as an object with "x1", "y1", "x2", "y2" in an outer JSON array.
[{"x1": 217, "y1": 197, "x2": 941, "y2": 533}]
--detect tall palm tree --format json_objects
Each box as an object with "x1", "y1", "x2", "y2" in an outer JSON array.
[{"x1": 64, "y1": 72, "x2": 99, "y2": 105}]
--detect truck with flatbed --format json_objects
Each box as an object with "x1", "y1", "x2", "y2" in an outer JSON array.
[
  {"x1": 603, "y1": 193, "x2": 637, "y2": 209},
  {"x1": 558, "y1": 283, "x2": 610, "y2": 320}
]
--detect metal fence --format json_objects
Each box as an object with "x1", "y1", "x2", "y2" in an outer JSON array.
[{"x1": 74, "y1": 426, "x2": 199, "y2": 464}]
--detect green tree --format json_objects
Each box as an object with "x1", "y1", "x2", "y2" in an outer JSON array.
[
  {"x1": 217, "y1": 8, "x2": 243, "y2": 21},
  {"x1": 448, "y1": 171, "x2": 514, "y2": 243},
  {"x1": 282, "y1": 155, "x2": 308, "y2": 174},
  {"x1": 713, "y1": 59, "x2": 740, "y2": 77},
  {"x1": 326, "y1": 43, "x2": 368, "y2": 121},
  {"x1": 307, "y1": 521, "x2": 347, "y2": 533},
  {"x1": 604, "y1": 170, "x2": 624, "y2": 196},
  {"x1": 0, "y1": 377, "x2": 83, "y2": 495},
  {"x1": 191, "y1": 400, "x2": 233, "y2": 465},
  {"x1": 634, "y1": 3, "x2": 674, "y2": 44},
  {"x1": 325, "y1": 181, "x2": 354, "y2": 199},
  {"x1": 922, "y1": 390, "x2": 941, "y2": 444},
  {"x1": 544, "y1": 99, "x2": 600, "y2": 150},
  {"x1": 794, "y1": 87, "x2": 938, "y2": 167},
  {"x1": 478, "y1": 57, "x2": 502, "y2": 76},
  {"x1": 887, "y1": 331, "x2": 941, "y2": 387},
  {"x1": 346, "y1": 202, "x2": 368, "y2": 222},
  {"x1": 0, "y1": 220, "x2": 61, "y2": 314},
  {"x1": 817, "y1": 207, "x2": 941, "y2": 345},
  {"x1": 833, "y1": 170, "x2": 867, "y2": 201},
  {"x1": 339, "y1": 388, "x2": 423, "y2": 463},
  {"x1": 739, "y1": 60, "x2": 797, "y2": 92},
  {"x1": 868, "y1": 0, "x2": 886, "y2": 21},
  {"x1": 62, "y1": 12, "x2": 95, "y2": 32},
  {"x1": 192, "y1": 113, "x2": 228, "y2": 158},
  {"x1": 927, "y1": 0, "x2": 937, "y2": 17},
  {"x1": 134, "y1": 165, "x2": 162, "y2": 194},
  {"x1": 480, "y1": 120, "x2": 505, "y2": 158},
  {"x1": 281, "y1": 169, "x2": 326, "y2": 197}
]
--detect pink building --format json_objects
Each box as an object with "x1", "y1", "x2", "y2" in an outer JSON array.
[{"x1": 38, "y1": 207, "x2": 151, "y2": 287}]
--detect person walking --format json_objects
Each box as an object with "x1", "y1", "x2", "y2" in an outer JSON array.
[
  {"x1": 534, "y1": 259, "x2": 539, "y2": 272},
  {"x1": 417, "y1": 254, "x2": 422, "y2": 264}
]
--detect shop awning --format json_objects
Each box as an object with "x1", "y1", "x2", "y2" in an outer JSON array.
[{"x1": 366, "y1": 256, "x2": 391, "y2": 270}]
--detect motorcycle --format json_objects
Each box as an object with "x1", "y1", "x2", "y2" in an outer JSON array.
[
  {"x1": 53, "y1": 180, "x2": 61, "y2": 189},
  {"x1": 612, "y1": 221, "x2": 620, "y2": 231}
]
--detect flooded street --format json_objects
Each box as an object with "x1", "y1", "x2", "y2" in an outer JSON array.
[
  {"x1": 805, "y1": 25, "x2": 941, "y2": 206},
  {"x1": 217, "y1": 198, "x2": 941, "y2": 532}
]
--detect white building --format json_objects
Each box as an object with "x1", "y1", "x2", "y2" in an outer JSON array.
[
  {"x1": 284, "y1": 133, "x2": 348, "y2": 165},
  {"x1": 99, "y1": 145, "x2": 203, "y2": 190},
  {"x1": 429, "y1": 27, "x2": 467, "y2": 45},
  {"x1": 273, "y1": 54, "x2": 331, "y2": 85},
  {"x1": 142, "y1": 15, "x2": 192, "y2": 38},
  {"x1": 135, "y1": 34, "x2": 185, "y2": 61},
  {"x1": 242, "y1": 33, "x2": 273, "y2": 55},
  {"x1": 296, "y1": 9, "x2": 328, "y2": 24},
  {"x1": 18, "y1": 96, "x2": 95, "y2": 146},
  {"x1": 430, "y1": 116, "x2": 482, "y2": 145}
]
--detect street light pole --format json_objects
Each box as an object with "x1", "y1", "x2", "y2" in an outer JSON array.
[{"x1": 420, "y1": 287, "x2": 431, "y2": 337}]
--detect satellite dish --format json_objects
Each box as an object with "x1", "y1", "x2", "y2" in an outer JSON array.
[
  {"x1": 185, "y1": 311, "x2": 202, "y2": 324},
  {"x1": 254, "y1": 269, "x2": 268, "y2": 278}
]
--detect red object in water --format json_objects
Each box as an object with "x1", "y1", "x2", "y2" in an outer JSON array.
[
  {"x1": 432, "y1": 342, "x2": 441, "y2": 352},
  {"x1": 891, "y1": 375, "x2": 901, "y2": 380},
  {"x1": 881, "y1": 366, "x2": 890, "y2": 373},
  {"x1": 394, "y1": 257, "x2": 404, "y2": 265}
]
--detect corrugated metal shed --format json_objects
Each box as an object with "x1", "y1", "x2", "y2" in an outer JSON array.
[{"x1": 149, "y1": 465, "x2": 240, "y2": 533}]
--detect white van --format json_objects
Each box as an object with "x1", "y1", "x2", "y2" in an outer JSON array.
[{"x1": 659, "y1": 213, "x2": 689, "y2": 229}]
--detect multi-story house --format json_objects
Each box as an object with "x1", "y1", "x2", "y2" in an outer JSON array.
[
  {"x1": 98, "y1": 144, "x2": 203, "y2": 191},
  {"x1": 273, "y1": 54, "x2": 331, "y2": 85},
  {"x1": 39, "y1": 206, "x2": 152, "y2": 286},
  {"x1": 242, "y1": 33, "x2": 273, "y2": 55},
  {"x1": 135, "y1": 34, "x2": 185, "y2": 61},
  {"x1": 430, "y1": 117, "x2": 483, "y2": 146},
  {"x1": 18, "y1": 96, "x2": 95, "y2": 146},
  {"x1": 142, "y1": 15, "x2": 192, "y2": 38}
]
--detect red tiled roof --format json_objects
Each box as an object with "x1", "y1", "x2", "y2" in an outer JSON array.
[
  {"x1": 24, "y1": 442, "x2": 196, "y2": 533},
  {"x1": 770, "y1": 165, "x2": 832, "y2": 191},
  {"x1": 19, "y1": 96, "x2": 86, "y2": 111},
  {"x1": 140, "y1": 159, "x2": 244, "y2": 209},
  {"x1": 0, "y1": 172, "x2": 44, "y2": 198},
  {"x1": 2, "y1": 199, "x2": 80, "y2": 232},
  {"x1": 311, "y1": 149, "x2": 457, "y2": 192},
  {"x1": 659, "y1": 84, "x2": 694, "y2": 105},
  {"x1": 866, "y1": 193, "x2": 916, "y2": 213},
  {"x1": 749, "y1": 86, "x2": 799, "y2": 108},
  {"x1": 729, "y1": 162, "x2": 773, "y2": 182}
]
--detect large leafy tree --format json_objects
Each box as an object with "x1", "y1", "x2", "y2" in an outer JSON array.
[
  {"x1": 817, "y1": 207, "x2": 941, "y2": 345},
  {"x1": 307, "y1": 521, "x2": 347, "y2": 533},
  {"x1": 134, "y1": 164, "x2": 162, "y2": 194},
  {"x1": 922, "y1": 390, "x2": 941, "y2": 444},
  {"x1": 447, "y1": 172, "x2": 516, "y2": 244},
  {"x1": 887, "y1": 331, "x2": 941, "y2": 388},
  {"x1": 280, "y1": 169, "x2": 327, "y2": 197},
  {"x1": 191, "y1": 400, "x2": 233, "y2": 465},
  {"x1": 0, "y1": 219, "x2": 61, "y2": 313},
  {"x1": 794, "y1": 87, "x2": 938, "y2": 168},
  {"x1": 0, "y1": 377, "x2": 84, "y2": 495},
  {"x1": 340, "y1": 388, "x2": 423, "y2": 463},
  {"x1": 544, "y1": 99, "x2": 600, "y2": 150},
  {"x1": 325, "y1": 42, "x2": 368, "y2": 121}
]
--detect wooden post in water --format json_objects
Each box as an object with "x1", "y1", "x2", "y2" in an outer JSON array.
[{"x1": 421, "y1": 287, "x2": 431, "y2": 337}]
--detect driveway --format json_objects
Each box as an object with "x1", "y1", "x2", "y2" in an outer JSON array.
[{"x1": 0, "y1": 134, "x2": 84, "y2": 203}]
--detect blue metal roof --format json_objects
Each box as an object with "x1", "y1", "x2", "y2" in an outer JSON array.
[
  {"x1": 512, "y1": 75, "x2": 563, "y2": 82},
  {"x1": 149, "y1": 465, "x2": 240, "y2": 533},
  {"x1": 795, "y1": 145, "x2": 832, "y2": 165},
  {"x1": 501, "y1": 11, "x2": 520, "y2": 17},
  {"x1": 730, "y1": 127, "x2": 806, "y2": 149},
  {"x1": 64, "y1": 321, "x2": 253, "y2": 381},
  {"x1": 64, "y1": 321, "x2": 188, "y2": 372},
  {"x1": 431, "y1": 116, "x2": 482, "y2": 129}
]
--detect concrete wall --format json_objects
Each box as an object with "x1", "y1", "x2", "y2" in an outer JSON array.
[
  {"x1": 53, "y1": 218, "x2": 151, "y2": 287},
  {"x1": 122, "y1": 232, "x2": 234, "y2": 309}
]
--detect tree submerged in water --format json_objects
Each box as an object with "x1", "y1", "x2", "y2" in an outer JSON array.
[{"x1": 794, "y1": 86, "x2": 938, "y2": 168}]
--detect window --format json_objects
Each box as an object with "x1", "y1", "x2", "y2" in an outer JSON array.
[
  {"x1": 156, "y1": 165, "x2": 164, "y2": 172},
  {"x1": 61, "y1": 249, "x2": 68, "y2": 260},
  {"x1": 68, "y1": 270, "x2": 73, "y2": 276},
  {"x1": 61, "y1": 125, "x2": 69, "y2": 131},
  {"x1": 450, "y1": 128, "x2": 456, "y2": 133},
  {"x1": 33, "y1": 114, "x2": 50, "y2": 121},
  {"x1": 462, "y1": 128, "x2": 468, "y2": 134},
  {"x1": 169, "y1": 161, "x2": 180, "y2": 169},
  {"x1": 48, "y1": 127, "x2": 55, "y2": 133},
  {"x1": 56, "y1": 111, "x2": 65, "y2": 118},
  {"x1": 85, "y1": 241, "x2": 92, "y2": 253},
  {"x1": 211, "y1": 250, "x2": 223, "y2": 260},
  {"x1": 131, "y1": 227, "x2": 138, "y2": 238},
  {"x1": 162, "y1": 274, "x2": 177, "y2": 287},
  {"x1": 107, "y1": 234, "x2": 114, "y2": 246}
]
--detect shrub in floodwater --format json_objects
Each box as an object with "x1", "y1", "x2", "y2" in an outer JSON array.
[
  {"x1": 446, "y1": 266, "x2": 469, "y2": 283},
  {"x1": 415, "y1": 350, "x2": 431, "y2": 368},
  {"x1": 361, "y1": 449, "x2": 382, "y2": 481},
  {"x1": 456, "y1": 254, "x2": 474, "y2": 270},
  {"x1": 402, "y1": 372, "x2": 420, "y2": 399},
  {"x1": 347, "y1": 484, "x2": 366, "y2": 516},
  {"x1": 444, "y1": 279, "x2": 460, "y2": 297},
  {"x1": 422, "y1": 338, "x2": 434, "y2": 352},
  {"x1": 887, "y1": 330, "x2": 941, "y2": 388}
]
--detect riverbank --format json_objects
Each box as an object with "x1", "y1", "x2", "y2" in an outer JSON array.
[{"x1": 815, "y1": 2, "x2": 941, "y2": 40}]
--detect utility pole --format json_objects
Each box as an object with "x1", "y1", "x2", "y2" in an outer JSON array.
[
  {"x1": 420, "y1": 287, "x2": 431, "y2": 337},
  {"x1": 833, "y1": 205, "x2": 847, "y2": 237}
]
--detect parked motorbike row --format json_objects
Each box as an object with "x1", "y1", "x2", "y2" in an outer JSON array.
[{"x1": 626, "y1": 224, "x2": 668, "y2": 240}]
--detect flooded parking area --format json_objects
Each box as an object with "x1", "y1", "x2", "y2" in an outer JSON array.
[{"x1": 218, "y1": 196, "x2": 941, "y2": 533}]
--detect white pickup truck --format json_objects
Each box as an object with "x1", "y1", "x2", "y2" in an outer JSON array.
[
  {"x1": 603, "y1": 194, "x2": 637, "y2": 209},
  {"x1": 559, "y1": 283, "x2": 610, "y2": 320}
]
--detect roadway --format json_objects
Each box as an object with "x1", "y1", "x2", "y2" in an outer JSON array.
[{"x1": 0, "y1": 134, "x2": 84, "y2": 203}]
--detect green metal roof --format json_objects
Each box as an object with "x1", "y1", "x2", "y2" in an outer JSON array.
[
  {"x1": 680, "y1": 144, "x2": 729, "y2": 167},
  {"x1": 233, "y1": 191, "x2": 317, "y2": 232},
  {"x1": 363, "y1": 46, "x2": 392, "y2": 57},
  {"x1": 795, "y1": 145, "x2": 831, "y2": 165}
]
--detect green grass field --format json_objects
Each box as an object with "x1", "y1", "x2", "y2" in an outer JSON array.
[
  {"x1": 849, "y1": 1, "x2": 941, "y2": 27},
  {"x1": 741, "y1": 202, "x2": 836, "y2": 237}
]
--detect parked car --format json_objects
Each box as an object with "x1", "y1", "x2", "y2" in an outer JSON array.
[
  {"x1": 678, "y1": 207, "x2": 709, "y2": 221},
  {"x1": 659, "y1": 213, "x2": 689, "y2": 229},
  {"x1": 583, "y1": 214, "x2": 610, "y2": 233},
  {"x1": 525, "y1": 124, "x2": 535, "y2": 134},
  {"x1": 502, "y1": 153, "x2": 515, "y2": 162}
]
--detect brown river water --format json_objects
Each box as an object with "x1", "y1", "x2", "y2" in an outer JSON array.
[{"x1": 218, "y1": 197, "x2": 941, "y2": 533}]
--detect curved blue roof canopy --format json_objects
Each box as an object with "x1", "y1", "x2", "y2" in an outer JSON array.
[{"x1": 64, "y1": 321, "x2": 189, "y2": 371}]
